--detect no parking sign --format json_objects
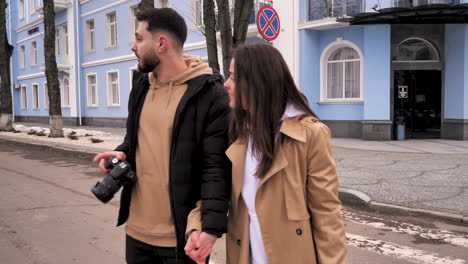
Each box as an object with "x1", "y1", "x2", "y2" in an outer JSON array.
[{"x1": 256, "y1": 6, "x2": 280, "y2": 41}]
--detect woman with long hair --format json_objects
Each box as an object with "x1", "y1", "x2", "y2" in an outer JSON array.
[{"x1": 224, "y1": 44, "x2": 348, "y2": 264}]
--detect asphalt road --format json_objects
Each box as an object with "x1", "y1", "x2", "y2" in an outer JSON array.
[{"x1": 1, "y1": 139, "x2": 467, "y2": 264}]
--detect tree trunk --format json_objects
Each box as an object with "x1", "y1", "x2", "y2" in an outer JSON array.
[
  {"x1": 232, "y1": 0, "x2": 253, "y2": 48},
  {"x1": 203, "y1": 0, "x2": 219, "y2": 71},
  {"x1": 138, "y1": 0, "x2": 154, "y2": 11},
  {"x1": 0, "y1": 0, "x2": 14, "y2": 132},
  {"x1": 215, "y1": 0, "x2": 233, "y2": 78},
  {"x1": 43, "y1": 0, "x2": 63, "y2": 137}
]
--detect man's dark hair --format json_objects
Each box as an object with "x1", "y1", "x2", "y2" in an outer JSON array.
[{"x1": 136, "y1": 8, "x2": 187, "y2": 47}]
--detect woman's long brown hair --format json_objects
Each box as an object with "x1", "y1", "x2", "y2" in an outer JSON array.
[{"x1": 229, "y1": 43, "x2": 318, "y2": 178}]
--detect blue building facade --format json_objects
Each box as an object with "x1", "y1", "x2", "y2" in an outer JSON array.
[
  {"x1": 6, "y1": 0, "x2": 468, "y2": 140},
  {"x1": 296, "y1": 0, "x2": 468, "y2": 140}
]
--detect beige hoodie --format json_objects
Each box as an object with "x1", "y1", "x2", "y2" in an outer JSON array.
[{"x1": 125, "y1": 55, "x2": 212, "y2": 247}]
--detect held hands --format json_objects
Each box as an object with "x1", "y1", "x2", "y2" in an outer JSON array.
[
  {"x1": 185, "y1": 230, "x2": 217, "y2": 264},
  {"x1": 93, "y1": 151, "x2": 126, "y2": 174}
]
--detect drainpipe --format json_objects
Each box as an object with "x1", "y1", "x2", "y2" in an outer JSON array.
[
  {"x1": 74, "y1": 0, "x2": 82, "y2": 125},
  {"x1": 8, "y1": 0, "x2": 15, "y2": 122}
]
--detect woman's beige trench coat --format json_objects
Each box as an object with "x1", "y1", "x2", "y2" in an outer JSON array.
[{"x1": 225, "y1": 116, "x2": 348, "y2": 264}]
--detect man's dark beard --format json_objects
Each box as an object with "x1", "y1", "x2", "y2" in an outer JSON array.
[{"x1": 138, "y1": 56, "x2": 160, "y2": 73}]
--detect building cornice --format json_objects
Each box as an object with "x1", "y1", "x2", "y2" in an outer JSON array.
[
  {"x1": 82, "y1": 54, "x2": 136, "y2": 68},
  {"x1": 16, "y1": 32, "x2": 44, "y2": 44},
  {"x1": 80, "y1": 0, "x2": 131, "y2": 17},
  {"x1": 15, "y1": 18, "x2": 44, "y2": 33},
  {"x1": 17, "y1": 72, "x2": 45, "y2": 81}
]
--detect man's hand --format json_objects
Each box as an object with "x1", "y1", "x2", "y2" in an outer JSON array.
[
  {"x1": 93, "y1": 151, "x2": 126, "y2": 174},
  {"x1": 185, "y1": 230, "x2": 217, "y2": 264}
]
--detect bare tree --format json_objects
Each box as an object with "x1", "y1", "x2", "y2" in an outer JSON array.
[
  {"x1": 204, "y1": 0, "x2": 253, "y2": 77},
  {"x1": 203, "y1": 0, "x2": 220, "y2": 71},
  {"x1": 0, "y1": 0, "x2": 14, "y2": 131},
  {"x1": 43, "y1": 0, "x2": 63, "y2": 137}
]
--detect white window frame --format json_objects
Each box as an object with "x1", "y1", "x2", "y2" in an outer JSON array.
[
  {"x1": 107, "y1": 70, "x2": 120, "y2": 106},
  {"x1": 392, "y1": 37, "x2": 440, "y2": 63},
  {"x1": 107, "y1": 12, "x2": 117, "y2": 48},
  {"x1": 86, "y1": 72, "x2": 99, "y2": 107},
  {"x1": 158, "y1": 0, "x2": 169, "y2": 7},
  {"x1": 44, "y1": 82, "x2": 49, "y2": 109},
  {"x1": 86, "y1": 19, "x2": 95, "y2": 52},
  {"x1": 61, "y1": 77, "x2": 70, "y2": 107},
  {"x1": 31, "y1": 41, "x2": 37, "y2": 66},
  {"x1": 193, "y1": 0, "x2": 203, "y2": 27},
  {"x1": 55, "y1": 27, "x2": 60, "y2": 56},
  {"x1": 62, "y1": 24, "x2": 69, "y2": 64},
  {"x1": 129, "y1": 66, "x2": 137, "y2": 90},
  {"x1": 130, "y1": 6, "x2": 139, "y2": 42},
  {"x1": 30, "y1": 0, "x2": 36, "y2": 14},
  {"x1": 19, "y1": 45, "x2": 26, "y2": 69},
  {"x1": 320, "y1": 38, "x2": 364, "y2": 103},
  {"x1": 21, "y1": 85, "x2": 28, "y2": 109},
  {"x1": 32, "y1": 83, "x2": 39, "y2": 109},
  {"x1": 19, "y1": 0, "x2": 25, "y2": 20}
]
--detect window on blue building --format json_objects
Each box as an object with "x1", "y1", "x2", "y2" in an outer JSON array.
[
  {"x1": 321, "y1": 39, "x2": 363, "y2": 102},
  {"x1": 19, "y1": 45, "x2": 25, "y2": 69},
  {"x1": 87, "y1": 74, "x2": 98, "y2": 107},
  {"x1": 130, "y1": 6, "x2": 139, "y2": 42},
  {"x1": 32, "y1": 84, "x2": 39, "y2": 109},
  {"x1": 107, "y1": 12, "x2": 117, "y2": 48},
  {"x1": 326, "y1": 47, "x2": 360, "y2": 99},
  {"x1": 31, "y1": 41, "x2": 37, "y2": 66},
  {"x1": 62, "y1": 78, "x2": 70, "y2": 107},
  {"x1": 19, "y1": 0, "x2": 25, "y2": 20},
  {"x1": 21, "y1": 85, "x2": 28, "y2": 109},
  {"x1": 86, "y1": 20, "x2": 95, "y2": 52},
  {"x1": 107, "y1": 72, "x2": 120, "y2": 106},
  {"x1": 44, "y1": 83, "x2": 49, "y2": 109}
]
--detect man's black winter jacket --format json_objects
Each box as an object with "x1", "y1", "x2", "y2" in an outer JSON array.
[{"x1": 114, "y1": 70, "x2": 231, "y2": 252}]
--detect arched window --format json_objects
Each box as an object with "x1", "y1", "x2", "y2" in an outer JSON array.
[
  {"x1": 394, "y1": 37, "x2": 439, "y2": 62},
  {"x1": 62, "y1": 78, "x2": 70, "y2": 107},
  {"x1": 321, "y1": 39, "x2": 363, "y2": 102}
]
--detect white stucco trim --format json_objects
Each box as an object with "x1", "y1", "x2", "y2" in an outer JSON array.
[
  {"x1": 82, "y1": 54, "x2": 136, "y2": 68},
  {"x1": 319, "y1": 38, "x2": 364, "y2": 103},
  {"x1": 298, "y1": 18, "x2": 348, "y2": 30},
  {"x1": 16, "y1": 32, "x2": 44, "y2": 44},
  {"x1": 80, "y1": 0, "x2": 131, "y2": 17},
  {"x1": 80, "y1": 0, "x2": 91, "y2": 4},
  {"x1": 15, "y1": 17, "x2": 43, "y2": 33},
  {"x1": 66, "y1": 7, "x2": 76, "y2": 116},
  {"x1": 17, "y1": 72, "x2": 45, "y2": 81},
  {"x1": 184, "y1": 41, "x2": 206, "y2": 51},
  {"x1": 293, "y1": 0, "x2": 299, "y2": 86},
  {"x1": 61, "y1": 77, "x2": 71, "y2": 107}
]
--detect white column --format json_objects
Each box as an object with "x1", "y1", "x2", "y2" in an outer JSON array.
[{"x1": 272, "y1": 0, "x2": 299, "y2": 85}]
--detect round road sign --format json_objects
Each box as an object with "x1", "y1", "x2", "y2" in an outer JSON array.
[{"x1": 256, "y1": 5, "x2": 281, "y2": 41}]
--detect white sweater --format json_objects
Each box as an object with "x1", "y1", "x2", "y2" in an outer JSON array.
[{"x1": 241, "y1": 104, "x2": 305, "y2": 264}]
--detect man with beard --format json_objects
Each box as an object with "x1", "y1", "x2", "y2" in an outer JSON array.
[{"x1": 93, "y1": 8, "x2": 230, "y2": 264}]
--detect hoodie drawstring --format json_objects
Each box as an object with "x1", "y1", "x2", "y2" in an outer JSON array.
[{"x1": 166, "y1": 81, "x2": 173, "y2": 109}]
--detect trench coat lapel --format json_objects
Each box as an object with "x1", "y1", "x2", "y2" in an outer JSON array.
[
  {"x1": 258, "y1": 118, "x2": 307, "y2": 188},
  {"x1": 225, "y1": 139, "x2": 247, "y2": 203}
]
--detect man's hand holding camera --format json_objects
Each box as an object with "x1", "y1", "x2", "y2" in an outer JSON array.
[{"x1": 93, "y1": 151, "x2": 127, "y2": 173}]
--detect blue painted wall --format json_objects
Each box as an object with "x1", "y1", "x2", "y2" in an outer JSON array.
[
  {"x1": 363, "y1": 25, "x2": 391, "y2": 120},
  {"x1": 445, "y1": 24, "x2": 467, "y2": 119},
  {"x1": 299, "y1": 26, "x2": 366, "y2": 120}
]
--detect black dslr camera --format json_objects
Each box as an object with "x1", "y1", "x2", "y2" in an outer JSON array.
[{"x1": 91, "y1": 156, "x2": 137, "y2": 203}]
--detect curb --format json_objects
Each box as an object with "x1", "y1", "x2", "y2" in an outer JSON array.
[{"x1": 339, "y1": 188, "x2": 467, "y2": 225}]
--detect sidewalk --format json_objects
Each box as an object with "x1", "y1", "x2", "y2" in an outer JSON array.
[{"x1": 1, "y1": 122, "x2": 467, "y2": 223}]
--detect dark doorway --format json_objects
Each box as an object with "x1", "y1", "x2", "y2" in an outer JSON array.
[{"x1": 394, "y1": 70, "x2": 442, "y2": 139}]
